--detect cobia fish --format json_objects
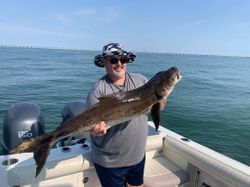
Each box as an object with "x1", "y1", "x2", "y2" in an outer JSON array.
[{"x1": 10, "y1": 66, "x2": 182, "y2": 177}]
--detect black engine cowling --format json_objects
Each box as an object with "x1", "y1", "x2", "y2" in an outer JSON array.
[
  {"x1": 2, "y1": 102, "x2": 45, "y2": 153},
  {"x1": 60, "y1": 100, "x2": 87, "y2": 146},
  {"x1": 61, "y1": 100, "x2": 86, "y2": 123}
]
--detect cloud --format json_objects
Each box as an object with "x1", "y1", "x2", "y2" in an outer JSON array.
[
  {"x1": 53, "y1": 13, "x2": 70, "y2": 23},
  {"x1": 52, "y1": 8, "x2": 96, "y2": 23},
  {"x1": 234, "y1": 22, "x2": 250, "y2": 31},
  {"x1": 193, "y1": 20, "x2": 204, "y2": 25},
  {"x1": 180, "y1": 19, "x2": 204, "y2": 28},
  {"x1": 102, "y1": 7, "x2": 122, "y2": 23},
  {"x1": 0, "y1": 22, "x2": 93, "y2": 39},
  {"x1": 73, "y1": 8, "x2": 96, "y2": 16},
  {"x1": 51, "y1": 7, "x2": 122, "y2": 26}
]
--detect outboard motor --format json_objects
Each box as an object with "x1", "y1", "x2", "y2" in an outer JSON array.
[
  {"x1": 2, "y1": 102, "x2": 45, "y2": 154},
  {"x1": 60, "y1": 100, "x2": 88, "y2": 146},
  {"x1": 62, "y1": 100, "x2": 86, "y2": 122}
]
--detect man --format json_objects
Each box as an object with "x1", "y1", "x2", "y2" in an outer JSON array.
[{"x1": 86, "y1": 43, "x2": 148, "y2": 187}]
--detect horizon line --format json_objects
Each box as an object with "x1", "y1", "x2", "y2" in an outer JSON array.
[{"x1": 0, "y1": 44, "x2": 249, "y2": 58}]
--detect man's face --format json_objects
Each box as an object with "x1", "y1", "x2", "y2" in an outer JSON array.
[{"x1": 103, "y1": 56, "x2": 128, "y2": 81}]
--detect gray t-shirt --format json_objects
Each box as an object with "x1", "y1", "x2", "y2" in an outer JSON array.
[{"x1": 86, "y1": 73, "x2": 148, "y2": 167}]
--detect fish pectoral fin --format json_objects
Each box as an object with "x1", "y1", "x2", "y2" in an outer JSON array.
[{"x1": 151, "y1": 102, "x2": 160, "y2": 131}]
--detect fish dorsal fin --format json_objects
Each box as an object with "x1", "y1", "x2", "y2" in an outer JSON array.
[
  {"x1": 99, "y1": 90, "x2": 141, "y2": 103},
  {"x1": 98, "y1": 92, "x2": 126, "y2": 102},
  {"x1": 151, "y1": 102, "x2": 160, "y2": 131},
  {"x1": 99, "y1": 94, "x2": 113, "y2": 101}
]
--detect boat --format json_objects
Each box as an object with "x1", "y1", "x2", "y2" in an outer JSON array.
[{"x1": 0, "y1": 101, "x2": 250, "y2": 187}]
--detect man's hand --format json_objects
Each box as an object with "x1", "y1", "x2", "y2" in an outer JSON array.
[{"x1": 91, "y1": 121, "x2": 107, "y2": 136}]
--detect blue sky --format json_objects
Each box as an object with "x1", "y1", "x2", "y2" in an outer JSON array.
[{"x1": 1, "y1": 0, "x2": 250, "y2": 56}]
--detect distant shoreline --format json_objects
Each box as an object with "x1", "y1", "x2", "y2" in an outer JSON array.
[{"x1": 0, "y1": 44, "x2": 249, "y2": 58}]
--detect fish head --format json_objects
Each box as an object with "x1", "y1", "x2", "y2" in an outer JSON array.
[{"x1": 152, "y1": 67, "x2": 182, "y2": 100}]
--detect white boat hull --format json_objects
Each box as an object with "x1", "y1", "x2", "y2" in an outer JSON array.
[{"x1": 0, "y1": 121, "x2": 249, "y2": 187}]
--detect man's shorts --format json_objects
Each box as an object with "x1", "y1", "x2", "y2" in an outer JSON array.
[{"x1": 94, "y1": 156, "x2": 145, "y2": 187}]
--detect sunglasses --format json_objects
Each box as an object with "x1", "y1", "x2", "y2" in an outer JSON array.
[{"x1": 109, "y1": 57, "x2": 129, "y2": 64}]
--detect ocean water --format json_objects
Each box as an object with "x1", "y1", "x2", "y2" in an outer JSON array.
[{"x1": 0, "y1": 46, "x2": 249, "y2": 166}]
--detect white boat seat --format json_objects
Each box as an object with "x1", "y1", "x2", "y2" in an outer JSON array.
[
  {"x1": 144, "y1": 155, "x2": 189, "y2": 187},
  {"x1": 144, "y1": 134, "x2": 189, "y2": 187}
]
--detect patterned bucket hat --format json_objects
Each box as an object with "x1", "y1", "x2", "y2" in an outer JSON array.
[{"x1": 94, "y1": 43, "x2": 136, "y2": 67}]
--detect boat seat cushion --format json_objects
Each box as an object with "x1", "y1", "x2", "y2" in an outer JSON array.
[
  {"x1": 146, "y1": 134, "x2": 164, "y2": 152},
  {"x1": 144, "y1": 155, "x2": 189, "y2": 187}
]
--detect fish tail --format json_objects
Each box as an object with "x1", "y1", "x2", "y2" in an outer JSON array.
[
  {"x1": 34, "y1": 139, "x2": 52, "y2": 177},
  {"x1": 10, "y1": 133, "x2": 54, "y2": 177}
]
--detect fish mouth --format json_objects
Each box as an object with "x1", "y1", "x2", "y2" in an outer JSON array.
[
  {"x1": 177, "y1": 70, "x2": 182, "y2": 81},
  {"x1": 174, "y1": 68, "x2": 182, "y2": 82}
]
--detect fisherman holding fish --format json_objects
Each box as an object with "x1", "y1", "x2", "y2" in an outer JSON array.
[
  {"x1": 86, "y1": 43, "x2": 149, "y2": 187},
  {"x1": 10, "y1": 43, "x2": 181, "y2": 180},
  {"x1": 86, "y1": 42, "x2": 172, "y2": 187}
]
